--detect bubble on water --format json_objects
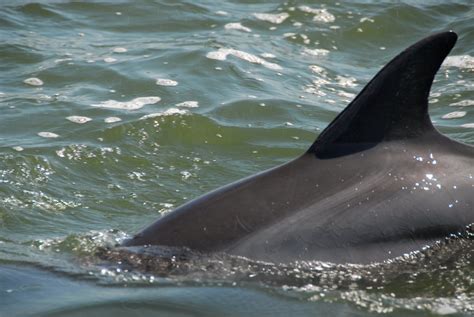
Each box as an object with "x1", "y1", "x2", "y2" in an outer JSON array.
[
  {"x1": 66, "y1": 116, "x2": 92, "y2": 124},
  {"x1": 176, "y1": 101, "x2": 199, "y2": 108},
  {"x1": 206, "y1": 48, "x2": 282, "y2": 70},
  {"x1": 92, "y1": 96, "x2": 161, "y2": 110},
  {"x1": 224, "y1": 22, "x2": 251, "y2": 33},
  {"x1": 442, "y1": 111, "x2": 466, "y2": 119},
  {"x1": 24, "y1": 77, "x2": 44, "y2": 86},
  {"x1": 253, "y1": 12, "x2": 289, "y2": 24},
  {"x1": 215, "y1": 10, "x2": 228, "y2": 16},
  {"x1": 38, "y1": 132, "x2": 59, "y2": 138},
  {"x1": 104, "y1": 117, "x2": 122, "y2": 123},
  {"x1": 12, "y1": 146, "x2": 24, "y2": 151},
  {"x1": 156, "y1": 78, "x2": 178, "y2": 86},
  {"x1": 113, "y1": 47, "x2": 127, "y2": 53}
]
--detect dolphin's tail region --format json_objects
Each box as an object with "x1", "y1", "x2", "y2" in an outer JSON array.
[{"x1": 309, "y1": 31, "x2": 458, "y2": 158}]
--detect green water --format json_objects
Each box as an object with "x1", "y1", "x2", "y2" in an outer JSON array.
[{"x1": 1, "y1": 1, "x2": 473, "y2": 316}]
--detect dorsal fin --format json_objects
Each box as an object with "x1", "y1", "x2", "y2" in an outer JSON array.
[{"x1": 309, "y1": 31, "x2": 457, "y2": 158}]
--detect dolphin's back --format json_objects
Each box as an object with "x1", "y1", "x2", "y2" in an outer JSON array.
[{"x1": 123, "y1": 32, "x2": 474, "y2": 264}]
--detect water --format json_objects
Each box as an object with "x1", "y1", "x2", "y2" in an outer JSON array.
[{"x1": 1, "y1": 1, "x2": 473, "y2": 316}]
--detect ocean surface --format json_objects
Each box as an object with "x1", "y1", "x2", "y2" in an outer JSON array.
[{"x1": 1, "y1": 1, "x2": 473, "y2": 316}]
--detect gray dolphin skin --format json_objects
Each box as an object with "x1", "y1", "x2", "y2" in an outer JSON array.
[{"x1": 123, "y1": 31, "x2": 473, "y2": 264}]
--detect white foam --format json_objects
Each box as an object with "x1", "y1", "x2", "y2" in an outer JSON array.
[
  {"x1": 92, "y1": 96, "x2": 161, "y2": 110},
  {"x1": 156, "y1": 78, "x2": 178, "y2": 86},
  {"x1": 113, "y1": 47, "x2": 127, "y2": 53},
  {"x1": 54, "y1": 58, "x2": 73, "y2": 63},
  {"x1": 336, "y1": 75, "x2": 357, "y2": 87},
  {"x1": 104, "y1": 57, "x2": 117, "y2": 63},
  {"x1": 260, "y1": 53, "x2": 276, "y2": 59},
  {"x1": 338, "y1": 91, "x2": 356, "y2": 99},
  {"x1": 104, "y1": 117, "x2": 122, "y2": 123},
  {"x1": 24, "y1": 77, "x2": 44, "y2": 86},
  {"x1": 12, "y1": 146, "x2": 23, "y2": 152},
  {"x1": 441, "y1": 111, "x2": 466, "y2": 119},
  {"x1": 140, "y1": 108, "x2": 187, "y2": 120},
  {"x1": 434, "y1": 305, "x2": 457, "y2": 316},
  {"x1": 360, "y1": 17, "x2": 375, "y2": 23},
  {"x1": 461, "y1": 123, "x2": 474, "y2": 128},
  {"x1": 253, "y1": 12, "x2": 289, "y2": 24},
  {"x1": 180, "y1": 170, "x2": 192, "y2": 180},
  {"x1": 225, "y1": 22, "x2": 251, "y2": 32},
  {"x1": 38, "y1": 132, "x2": 59, "y2": 138},
  {"x1": 215, "y1": 11, "x2": 228, "y2": 16},
  {"x1": 206, "y1": 50, "x2": 228, "y2": 61},
  {"x1": 66, "y1": 116, "x2": 92, "y2": 124},
  {"x1": 443, "y1": 55, "x2": 474, "y2": 70},
  {"x1": 176, "y1": 101, "x2": 199, "y2": 108},
  {"x1": 450, "y1": 99, "x2": 474, "y2": 107},
  {"x1": 309, "y1": 65, "x2": 326, "y2": 75},
  {"x1": 298, "y1": 6, "x2": 335, "y2": 23},
  {"x1": 206, "y1": 48, "x2": 282, "y2": 70},
  {"x1": 302, "y1": 48, "x2": 330, "y2": 57}
]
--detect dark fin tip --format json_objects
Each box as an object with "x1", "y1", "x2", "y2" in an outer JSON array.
[{"x1": 309, "y1": 31, "x2": 458, "y2": 158}]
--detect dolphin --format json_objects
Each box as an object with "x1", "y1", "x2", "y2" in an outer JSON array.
[{"x1": 123, "y1": 31, "x2": 473, "y2": 264}]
